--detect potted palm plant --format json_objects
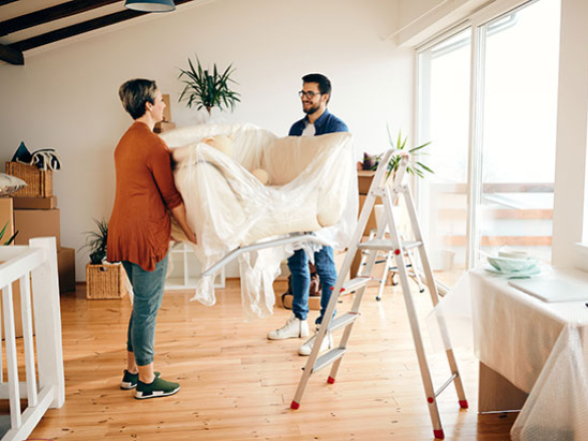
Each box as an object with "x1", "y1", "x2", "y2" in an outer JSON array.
[
  {"x1": 178, "y1": 56, "x2": 241, "y2": 116},
  {"x1": 83, "y1": 219, "x2": 128, "y2": 299},
  {"x1": 364, "y1": 128, "x2": 433, "y2": 179}
]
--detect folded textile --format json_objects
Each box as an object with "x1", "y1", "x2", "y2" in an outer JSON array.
[
  {"x1": 11, "y1": 142, "x2": 61, "y2": 171},
  {"x1": 11, "y1": 142, "x2": 32, "y2": 164}
]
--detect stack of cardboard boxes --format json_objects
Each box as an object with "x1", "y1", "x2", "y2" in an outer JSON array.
[
  {"x1": 353, "y1": 171, "x2": 387, "y2": 285},
  {"x1": 153, "y1": 94, "x2": 176, "y2": 134},
  {"x1": 4, "y1": 162, "x2": 76, "y2": 294}
]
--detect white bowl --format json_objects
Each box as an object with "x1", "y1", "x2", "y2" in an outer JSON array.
[
  {"x1": 498, "y1": 250, "x2": 528, "y2": 259},
  {"x1": 487, "y1": 256, "x2": 537, "y2": 273}
]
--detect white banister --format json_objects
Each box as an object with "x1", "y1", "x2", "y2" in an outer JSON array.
[
  {"x1": 19, "y1": 274, "x2": 37, "y2": 407},
  {"x1": 29, "y1": 238, "x2": 65, "y2": 409},
  {"x1": 1, "y1": 282, "x2": 21, "y2": 430},
  {"x1": 0, "y1": 237, "x2": 65, "y2": 441}
]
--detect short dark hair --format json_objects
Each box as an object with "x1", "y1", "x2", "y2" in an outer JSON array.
[
  {"x1": 302, "y1": 73, "x2": 332, "y2": 102},
  {"x1": 118, "y1": 79, "x2": 158, "y2": 120}
]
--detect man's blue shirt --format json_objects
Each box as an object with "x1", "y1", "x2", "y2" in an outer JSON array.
[{"x1": 289, "y1": 109, "x2": 349, "y2": 136}]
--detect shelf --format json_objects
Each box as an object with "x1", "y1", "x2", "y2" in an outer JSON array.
[{"x1": 166, "y1": 242, "x2": 225, "y2": 290}]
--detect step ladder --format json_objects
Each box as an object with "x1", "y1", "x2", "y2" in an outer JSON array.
[
  {"x1": 359, "y1": 228, "x2": 425, "y2": 301},
  {"x1": 290, "y1": 149, "x2": 468, "y2": 441}
]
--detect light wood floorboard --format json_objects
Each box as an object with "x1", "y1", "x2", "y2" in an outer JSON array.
[{"x1": 15, "y1": 279, "x2": 516, "y2": 440}]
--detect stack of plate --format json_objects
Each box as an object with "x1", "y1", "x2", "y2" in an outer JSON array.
[{"x1": 485, "y1": 251, "x2": 540, "y2": 278}]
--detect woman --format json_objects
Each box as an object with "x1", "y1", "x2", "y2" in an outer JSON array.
[{"x1": 107, "y1": 78, "x2": 197, "y2": 399}]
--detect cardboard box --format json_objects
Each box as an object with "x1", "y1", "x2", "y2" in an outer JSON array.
[
  {"x1": 14, "y1": 208, "x2": 60, "y2": 249},
  {"x1": 358, "y1": 170, "x2": 376, "y2": 195},
  {"x1": 12, "y1": 196, "x2": 57, "y2": 210},
  {"x1": 162, "y1": 94, "x2": 172, "y2": 122},
  {"x1": 0, "y1": 198, "x2": 14, "y2": 243},
  {"x1": 154, "y1": 121, "x2": 176, "y2": 134},
  {"x1": 282, "y1": 292, "x2": 321, "y2": 310},
  {"x1": 358, "y1": 194, "x2": 378, "y2": 234},
  {"x1": 58, "y1": 247, "x2": 75, "y2": 294}
]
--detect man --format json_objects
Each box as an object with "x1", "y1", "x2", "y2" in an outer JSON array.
[{"x1": 268, "y1": 73, "x2": 349, "y2": 356}]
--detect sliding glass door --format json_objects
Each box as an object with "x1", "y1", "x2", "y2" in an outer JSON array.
[
  {"x1": 416, "y1": 0, "x2": 561, "y2": 288},
  {"x1": 478, "y1": 0, "x2": 560, "y2": 264},
  {"x1": 417, "y1": 29, "x2": 472, "y2": 288}
]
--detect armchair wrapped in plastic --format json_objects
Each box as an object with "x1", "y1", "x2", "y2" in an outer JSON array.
[{"x1": 160, "y1": 123, "x2": 357, "y2": 319}]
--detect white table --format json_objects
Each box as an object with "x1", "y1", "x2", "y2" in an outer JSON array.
[{"x1": 444, "y1": 267, "x2": 588, "y2": 441}]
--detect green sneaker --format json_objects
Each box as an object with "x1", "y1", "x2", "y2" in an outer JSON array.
[
  {"x1": 120, "y1": 370, "x2": 160, "y2": 390},
  {"x1": 135, "y1": 376, "x2": 180, "y2": 400}
]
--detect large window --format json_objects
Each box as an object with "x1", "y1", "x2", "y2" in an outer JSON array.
[
  {"x1": 417, "y1": 29, "x2": 471, "y2": 288},
  {"x1": 417, "y1": 0, "x2": 561, "y2": 288}
]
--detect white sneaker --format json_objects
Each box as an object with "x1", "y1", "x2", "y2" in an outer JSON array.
[
  {"x1": 268, "y1": 314, "x2": 309, "y2": 340},
  {"x1": 298, "y1": 328, "x2": 333, "y2": 356}
]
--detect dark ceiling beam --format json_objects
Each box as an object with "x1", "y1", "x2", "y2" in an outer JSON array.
[
  {"x1": 8, "y1": 0, "x2": 197, "y2": 52},
  {"x1": 0, "y1": 0, "x2": 122, "y2": 37},
  {"x1": 0, "y1": 42, "x2": 23, "y2": 65},
  {"x1": 0, "y1": 0, "x2": 19, "y2": 6}
]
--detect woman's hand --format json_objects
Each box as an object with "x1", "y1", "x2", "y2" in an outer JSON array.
[
  {"x1": 170, "y1": 203, "x2": 197, "y2": 245},
  {"x1": 185, "y1": 229, "x2": 197, "y2": 244}
]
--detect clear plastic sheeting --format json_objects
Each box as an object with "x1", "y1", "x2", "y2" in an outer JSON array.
[
  {"x1": 160, "y1": 123, "x2": 357, "y2": 319},
  {"x1": 435, "y1": 267, "x2": 588, "y2": 441},
  {"x1": 511, "y1": 326, "x2": 588, "y2": 441}
]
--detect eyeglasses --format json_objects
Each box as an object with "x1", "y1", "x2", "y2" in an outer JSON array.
[{"x1": 298, "y1": 90, "x2": 321, "y2": 99}]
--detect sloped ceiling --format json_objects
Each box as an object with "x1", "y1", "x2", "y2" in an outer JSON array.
[{"x1": 0, "y1": 0, "x2": 200, "y2": 65}]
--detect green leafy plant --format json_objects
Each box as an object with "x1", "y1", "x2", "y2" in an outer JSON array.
[
  {"x1": 0, "y1": 221, "x2": 18, "y2": 246},
  {"x1": 82, "y1": 219, "x2": 108, "y2": 265},
  {"x1": 178, "y1": 56, "x2": 241, "y2": 116},
  {"x1": 385, "y1": 128, "x2": 433, "y2": 179},
  {"x1": 366, "y1": 128, "x2": 433, "y2": 179}
]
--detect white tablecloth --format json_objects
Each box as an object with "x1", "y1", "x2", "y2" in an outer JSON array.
[{"x1": 441, "y1": 267, "x2": 588, "y2": 441}]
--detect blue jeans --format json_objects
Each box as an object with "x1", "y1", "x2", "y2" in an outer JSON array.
[
  {"x1": 122, "y1": 255, "x2": 168, "y2": 367},
  {"x1": 288, "y1": 246, "x2": 337, "y2": 325}
]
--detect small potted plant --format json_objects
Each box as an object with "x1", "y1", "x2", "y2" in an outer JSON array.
[
  {"x1": 178, "y1": 56, "x2": 241, "y2": 117},
  {"x1": 83, "y1": 219, "x2": 128, "y2": 300},
  {"x1": 364, "y1": 128, "x2": 433, "y2": 179}
]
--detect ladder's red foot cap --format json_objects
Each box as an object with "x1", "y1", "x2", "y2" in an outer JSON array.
[
  {"x1": 433, "y1": 429, "x2": 445, "y2": 440},
  {"x1": 459, "y1": 399, "x2": 469, "y2": 409},
  {"x1": 394, "y1": 249, "x2": 401, "y2": 255},
  {"x1": 290, "y1": 401, "x2": 300, "y2": 410},
  {"x1": 330, "y1": 287, "x2": 334, "y2": 291},
  {"x1": 327, "y1": 376, "x2": 336, "y2": 384},
  {"x1": 427, "y1": 397, "x2": 434, "y2": 403}
]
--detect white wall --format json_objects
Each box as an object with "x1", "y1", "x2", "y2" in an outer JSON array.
[{"x1": 0, "y1": 0, "x2": 414, "y2": 280}]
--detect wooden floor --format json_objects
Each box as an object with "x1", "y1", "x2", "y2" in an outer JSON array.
[{"x1": 25, "y1": 279, "x2": 515, "y2": 441}]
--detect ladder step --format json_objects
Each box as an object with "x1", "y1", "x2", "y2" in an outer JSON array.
[
  {"x1": 403, "y1": 240, "x2": 422, "y2": 251},
  {"x1": 359, "y1": 239, "x2": 422, "y2": 252},
  {"x1": 340, "y1": 277, "x2": 371, "y2": 294},
  {"x1": 359, "y1": 239, "x2": 395, "y2": 251},
  {"x1": 313, "y1": 348, "x2": 347, "y2": 372},
  {"x1": 434, "y1": 373, "x2": 458, "y2": 397},
  {"x1": 329, "y1": 312, "x2": 360, "y2": 332}
]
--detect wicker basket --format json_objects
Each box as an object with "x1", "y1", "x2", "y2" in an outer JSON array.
[
  {"x1": 5, "y1": 162, "x2": 53, "y2": 197},
  {"x1": 86, "y1": 263, "x2": 128, "y2": 299}
]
